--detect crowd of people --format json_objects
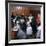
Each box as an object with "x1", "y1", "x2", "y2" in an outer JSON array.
[{"x1": 11, "y1": 14, "x2": 41, "y2": 39}]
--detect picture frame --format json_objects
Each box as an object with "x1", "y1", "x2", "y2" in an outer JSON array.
[{"x1": 5, "y1": 0, "x2": 45, "y2": 46}]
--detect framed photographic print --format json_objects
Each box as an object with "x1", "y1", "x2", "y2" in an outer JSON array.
[{"x1": 5, "y1": 0, "x2": 45, "y2": 46}]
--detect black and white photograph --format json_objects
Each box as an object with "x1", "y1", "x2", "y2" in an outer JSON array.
[{"x1": 6, "y1": 1, "x2": 45, "y2": 45}]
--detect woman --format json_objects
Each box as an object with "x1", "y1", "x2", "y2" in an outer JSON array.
[
  {"x1": 26, "y1": 21, "x2": 33, "y2": 39},
  {"x1": 35, "y1": 14, "x2": 41, "y2": 38}
]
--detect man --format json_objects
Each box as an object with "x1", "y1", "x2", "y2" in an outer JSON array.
[
  {"x1": 35, "y1": 13, "x2": 41, "y2": 38},
  {"x1": 19, "y1": 17, "x2": 26, "y2": 33},
  {"x1": 16, "y1": 17, "x2": 26, "y2": 39},
  {"x1": 26, "y1": 15, "x2": 33, "y2": 38}
]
